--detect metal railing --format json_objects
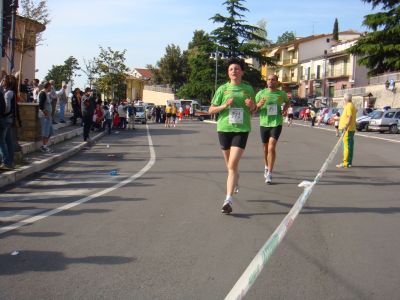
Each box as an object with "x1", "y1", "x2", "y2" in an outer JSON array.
[
  {"x1": 369, "y1": 72, "x2": 400, "y2": 85},
  {"x1": 334, "y1": 87, "x2": 366, "y2": 97}
]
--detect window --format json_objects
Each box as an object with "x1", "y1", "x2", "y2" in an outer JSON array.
[
  {"x1": 326, "y1": 38, "x2": 330, "y2": 43},
  {"x1": 316, "y1": 65, "x2": 321, "y2": 79},
  {"x1": 395, "y1": 111, "x2": 400, "y2": 118}
]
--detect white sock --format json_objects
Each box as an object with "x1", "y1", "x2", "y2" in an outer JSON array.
[{"x1": 225, "y1": 195, "x2": 233, "y2": 204}]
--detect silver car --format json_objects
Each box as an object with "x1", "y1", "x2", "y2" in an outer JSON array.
[{"x1": 368, "y1": 108, "x2": 400, "y2": 134}]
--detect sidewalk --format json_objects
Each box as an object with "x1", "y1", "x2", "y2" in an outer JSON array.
[{"x1": 0, "y1": 121, "x2": 105, "y2": 189}]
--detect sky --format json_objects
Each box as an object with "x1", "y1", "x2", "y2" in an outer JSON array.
[{"x1": 33, "y1": 0, "x2": 376, "y2": 88}]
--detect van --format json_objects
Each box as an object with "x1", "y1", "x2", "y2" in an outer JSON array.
[{"x1": 368, "y1": 108, "x2": 400, "y2": 134}]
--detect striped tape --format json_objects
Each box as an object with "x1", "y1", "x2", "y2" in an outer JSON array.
[{"x1": 225, "y1": 135, "x2": 344, "y2": 300}]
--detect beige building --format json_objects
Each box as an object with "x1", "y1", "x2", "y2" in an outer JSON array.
[
  {"x1": 261, "y1": 31, "x2": 363, "y2": 101},
  {"x1": 126, "y1": 68, "x2": 152, "y2": 100}
]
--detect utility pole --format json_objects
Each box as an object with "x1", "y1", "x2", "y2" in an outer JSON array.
[{"x1": 8, "y1": 0, "x2": 18, "y2": 73}]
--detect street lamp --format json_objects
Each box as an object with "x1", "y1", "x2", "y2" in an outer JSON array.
[{"x1": 210, "y1": 47, "x2": 224, "y2": 95}]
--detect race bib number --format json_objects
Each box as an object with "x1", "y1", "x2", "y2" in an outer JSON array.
[
  {"x1": 267, "y1": 104, "x2": 278, "y2": 116},
  {"x1": 229, "y1": 108, "x2": 244, "y2": 124}
]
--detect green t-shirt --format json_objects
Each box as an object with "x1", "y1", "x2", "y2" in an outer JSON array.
[
  {"x1": 211, "y1": 82, "x2": 255, "y2": 132},
  {"x1": 255, "y1": 89, "x2": 289, "y2": 127}
]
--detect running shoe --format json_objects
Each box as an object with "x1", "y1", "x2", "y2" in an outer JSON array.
[
  {"x1": 265, "y1": 172, "x2": 272, "y2": 184},
  {"x1": 264, "y1": 168, "x2": 269, "y2": 179},
  {"x1": 221, "y1": 201, "x2": 233, "y2": 214},
  {"x1": 40, "y1": 145, "x2": 52, "y2": 153}
]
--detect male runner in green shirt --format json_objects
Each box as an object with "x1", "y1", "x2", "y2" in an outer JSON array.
[{"x1": 255, "y1": 74, "x2": 289, "y2": 184}]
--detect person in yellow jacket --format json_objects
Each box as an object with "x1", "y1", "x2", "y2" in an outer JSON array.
[
  {"x1": 336, "y1": 93, "x2": 357, "y2": 168},
  {"x1": 171, "y1": 103, "x2": 177, "y2": 127},
  {"x1": 165, "y1": 104, "x2": 172, "y2": 127}
]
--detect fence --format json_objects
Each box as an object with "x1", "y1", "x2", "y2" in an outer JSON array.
[{"x1": 369, "y1": 72, "x2": 400, "y2": 85}]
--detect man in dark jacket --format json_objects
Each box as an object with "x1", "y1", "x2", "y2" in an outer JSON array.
[{"x1": 81, "y1": 87, "x2": 95, "y2": 142}]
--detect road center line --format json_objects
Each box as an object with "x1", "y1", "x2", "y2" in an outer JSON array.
[{"x1": 0, "y1": 125, "x2": 156, "y2": 235}]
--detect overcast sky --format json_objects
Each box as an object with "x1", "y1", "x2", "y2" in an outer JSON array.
[{"x1": 34, "y1": 0, "x2": 375, "y2": 88}]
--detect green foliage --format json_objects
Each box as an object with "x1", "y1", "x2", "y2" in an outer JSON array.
[
  {"x1": 93, "y1": 47, "x2": 129, "y2": 101},
  {"x1": 44, "y1": 65, "x2": 67, "y2": 88},
  {"x1": 177, "y1": 30, "x2": 216, "y2": 104},
  {"x1": 333, "y1": 18, "x2": 339, "y2": 41},
  {"x1": 44, "y1": 56, "x2": 79, "y2": 88},
  {"x1": 210, "y1": 0, "x2": 270, "y2": 89},
  {"x1": 276, "y1": 31, "x2": 296, "y2": 45},
  {"x1": 151, "y1": 44, "x2": 188, "y2": 91},
  {"x1": 348, "y1": 0, "x2": 400, "y2": 75}
]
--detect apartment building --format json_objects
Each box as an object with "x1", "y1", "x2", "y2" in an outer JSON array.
[{"x1": 261, "y1": 31, "x2": 365, "y2": 102}]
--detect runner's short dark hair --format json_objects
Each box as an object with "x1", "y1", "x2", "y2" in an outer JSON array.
[{"x1": 226, "y1": 57, "x2": 245, "y2": 71}]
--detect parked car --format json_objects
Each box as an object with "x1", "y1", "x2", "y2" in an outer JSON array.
[
  {"x1": 195, "y1": 105, "x2": 211, "y2": 121},
  {"x1": 355, "y1": 108, "x2": 375, "y2": 131},
  {"x1": 134, "y1": 105, "x2": 147, "y2": 124},
  {"x1": 327, "y1": 108, "x2": 344, "y2": 125},
  {"x1": 368, "y1": 108, "x2": 400, "y2": 134},
  {"x1": 322, "y1": 108, "x2": 340, "y2": 124}
]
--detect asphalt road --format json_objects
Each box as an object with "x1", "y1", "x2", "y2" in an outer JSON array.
[{"x1": 1, "y1": 120, "x2": 399, "y2": 300}]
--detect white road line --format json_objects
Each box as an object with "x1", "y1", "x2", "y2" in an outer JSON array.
[
  {"x1": 294, "y1": 122, "x2": 400, "y2": 144},
  {"x1": 0, "y1": 124, "x2": 156, "y2": 235},
  {"x1": 22, "y1": 179, "x2": 120, "y2": 187},
  {"x1": 0, "y1": 189, "x2": 95, "y2": 202}
]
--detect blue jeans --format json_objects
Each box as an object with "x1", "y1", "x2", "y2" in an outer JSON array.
[
  {"x1": 59, "y1": 102, "x2": 66, "y2": 121},
  {"x1": 0, "y1": 117, "x2": 14, "y2": 167}
]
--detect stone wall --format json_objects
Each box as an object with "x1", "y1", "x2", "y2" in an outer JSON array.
[{"x1": 17, "y1": 103, "x2": 41, "y2": 141}]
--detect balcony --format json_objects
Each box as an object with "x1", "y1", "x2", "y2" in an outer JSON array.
[
  {"x1": 282, "y1": 58, "x2": 298, "y2": 66},
  {"x1": 282, "y1": 75, "x2": 298, "y2": 84},
  {"x1": 326, "y1": 70, "x2": 350, "y2": 79}
]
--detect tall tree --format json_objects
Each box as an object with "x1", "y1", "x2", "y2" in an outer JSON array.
[
  {"x1": 348, "y1": 0, "x2": 400, "y2": 75},
  {"x1": 93, "y1": 47, "x2": 129, "y2": 101},
  {"x1": 63, "y1": 56, "x2": 80, "y2": 86},
  {"x1": 332, "y1": 18, "x2": 339, "y2": 40},
  {"x1": 177, "y1": 30, "x2": 216, "y2": 103},
  {"x1": 276, "y1": 31, "x2": 296, "y2": 44},
  {"x1": 18, "y1": 0, "x2": 50, "y2": 46},
  {"x1": 153, "y1": 44, "x2": 187, "y2": 91},
  {"x1": 44, "y1": 56, "x2": 79, "y2": 88},
  {"x1": 44, "y1": 64, "x2": 67, "y2": 87},
  {"x1": 210, "y1": 0, "x2": 271, "y2": 88}
]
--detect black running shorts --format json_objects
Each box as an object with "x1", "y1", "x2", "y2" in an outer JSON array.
[
  {"x1": 218, "y1": 132, "x2": 249, "y2": 150},
  {"x1": 260, "y1": 125, "x2": 283, "y2": 143}
]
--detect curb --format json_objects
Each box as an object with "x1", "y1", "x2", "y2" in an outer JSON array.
[{"x1": 0, "y1": 131, "x2": 105, "y2": 189}]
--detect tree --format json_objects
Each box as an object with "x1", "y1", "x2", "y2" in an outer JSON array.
[
  {"x1": 152, "y1": 44, "x2": 187, "y2": 91},
  {"x1": 332, "y1": 18, "x2": 339, "y2": 41},
  {"x1": 44, "y1": 56, "x2": 79, "y2": 88},
  {"x1": 18, "y1": 0, "x2": 50, "y2": 46},
  {"x1": 210, "y1": 0, "x2": 271, "y2": 89},
  {"x1": 177, "y1": 30, "x2": 216, "y2": 103},
  {"x1": 63, "y1": 56, "x2": 80, "y2": 86},
  {"x1": 93, "y1": 47, "x2": 129, "y2": 101},
  {"x1": 252, "y1": 19, "x2": 272, "y2": 48},
  {"x1": 348, "y1": 0, "x2": 400, "y2": 75},
  {"x1": 16, "y1": 0, "x2": 50, "y2": 94},
  {"x1": 276, "y1": 31, "x2": 296, "y2": 44},
  {"x1": 44, "y1": 64, "x2": 67, "y2": 87}
]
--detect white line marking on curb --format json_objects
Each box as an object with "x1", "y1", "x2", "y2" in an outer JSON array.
[
  {"x1": 294, "y1": 122, "x2": 400, "y2": 144},
  {"x1": 225, "y1": 134, "x2": 343, "y2": 300},
  {"x1": 0, "y1": 125, "x2": 156, "y2": 235}
]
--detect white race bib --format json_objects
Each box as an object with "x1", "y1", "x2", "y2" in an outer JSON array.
[
  {"x1": 267, "y1": 104, "x2": 278, "y2": 116},
  {"x1": 229, "y1": 108, "x2": 244, "y2": 124}
]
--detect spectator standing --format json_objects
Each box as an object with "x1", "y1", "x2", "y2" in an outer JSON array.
[
  {"x1": 102, "y1": 103, "x2": 112, "y2": 134},
  {"x1": 336, "y1": 94, "x2": 356, "y2": 168},
  {"x1": 156, "y1": 106, "x2": 161, "y2": 123},
  {"x1": 37, "y1": 81, "x2": 54, "y2": 153},
  {"x1": 333, "y1": 112, "x2": 340, "y2": 137},
  {"x1": 81, "y1": 87, "x2": 95, "y2": 142},
  {"x1": 287, "y1": 103, "x2": 294, "y2": 127},
  {"x1": 310, "y1": 109, "x2": 316, "y2": 126},
  {"x1": 57, "y1": 84, "x2": 68, "y2": 123},
  {"x1": 0, "y1": 75, "x2": 18, "y2": 169},
  {"x1": 70, "y1": 88, "x2": 82, "y2": 125},
  {"x1": 117, "y1": 101, "x2": 127, "y2": 129},
  {"x1": 49, "y1": 80, "x2": 58, "y2": 124},
  {"x1": 32, "y1": 79, "x2": 40, "y2": 103}
]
